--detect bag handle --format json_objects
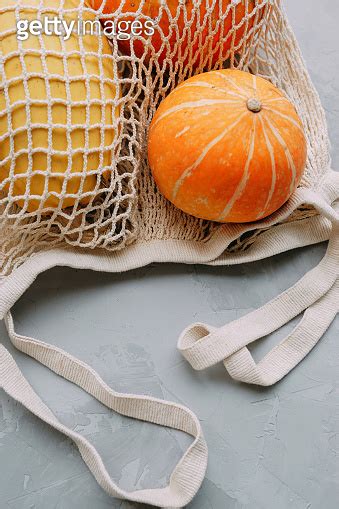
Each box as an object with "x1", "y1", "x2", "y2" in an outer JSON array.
[
  {"x1": 1, "y1": 312, "x2": 207, "y2": 508},
  {"x1": 178, "y1": 190, "x2": 339, "y2": 386},
  {"x1": 223, "y1": 278, "x2": 339, "y2": 385}
]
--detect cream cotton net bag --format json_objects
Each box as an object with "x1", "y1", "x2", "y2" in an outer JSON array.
[{"x1": 0, "y1": 0, "x2": 338, "y2": 506}]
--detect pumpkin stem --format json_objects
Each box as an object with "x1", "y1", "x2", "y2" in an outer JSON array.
[{"x1": 247, "y1": 98, "x2": 262, "y2": 113}]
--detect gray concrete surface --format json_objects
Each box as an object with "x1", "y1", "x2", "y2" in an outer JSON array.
[{"x1": 1, "y1": 1, "x2": 338, "y2": 508}]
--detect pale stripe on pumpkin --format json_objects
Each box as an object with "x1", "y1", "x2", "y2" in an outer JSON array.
[
  {"x1": 258, "y1": 115, "x2": 277, "y2": 219},
  {"x1": 218, "y1": 115, "x2": 257, "y2": 221},
  {"x1": 214, "y1": 71, "x2": 249, "y2": 99},
  {"x1": 265, "y1": 97, "x2": 287, "y2": 104},
  {"x1": 265, "y1": 116, "x2": 297, "y2": 194},
  {"x1": 172, "y1": 112, "x2": 247, "y2": 200},
  {"x1": 175, "y1": 126, "x2": 191, "y2": 138},
  {"x1": 151, "y1": 99, "x2": 240, "y2": 131},
  {"x1": 176, "y1": 82, "x2": 245, "y2": 100},
  {"x1": 265, "y1": 107, "x2": 304, "y2": 134}
]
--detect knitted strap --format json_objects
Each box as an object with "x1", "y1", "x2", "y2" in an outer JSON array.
[
  {"x1": 223, "y1": 279, "x2": 339, "y2": 385},
  {"x1": 1, "y1": 312, "x2": 207, "y2": 508},
  {"x1": 178, "y1": 192, "x2": 339, "y2": 386}
]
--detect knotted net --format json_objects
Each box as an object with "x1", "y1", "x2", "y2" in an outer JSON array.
[{"x1": 0, "y1": 0, "x2": 330, "y2": 276}]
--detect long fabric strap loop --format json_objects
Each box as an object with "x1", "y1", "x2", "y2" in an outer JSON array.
[
  {"x1": 1, "y1": 312, "x2": 207, "y2": 508},
  {"x1": 178, "y1": 196, "x2": 339, "y2": 386},
  {"x1": 178, "y1": 223, "x2": 338, "y2": 370},
  {"x1": 224, "y1": 278, "x2": 339, "y2": 385}
]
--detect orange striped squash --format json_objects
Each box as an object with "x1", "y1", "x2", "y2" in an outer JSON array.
[
  {"x1": 89, "y1": 0, "x2": 259, "y2": 67},
  {"x1": 148, "y1": 69, "x2": 307, "y2": 223}
]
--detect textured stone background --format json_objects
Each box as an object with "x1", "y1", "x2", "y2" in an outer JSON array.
[{"x1": 0, "y1": 1, "x2": 338, "y2": 507}]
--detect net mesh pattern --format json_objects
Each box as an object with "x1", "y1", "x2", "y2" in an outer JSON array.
[{"x1": 0, "y1": 0, "x2": 331, "y2": 275}]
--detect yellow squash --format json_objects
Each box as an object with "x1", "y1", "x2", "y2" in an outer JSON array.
[{"x1": 0, "y1": 0, "x2": 119, "y2": 212}]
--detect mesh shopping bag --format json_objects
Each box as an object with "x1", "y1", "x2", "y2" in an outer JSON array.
[{"x1": 0, "y1": 0, "x2": 338, "y2": 505}]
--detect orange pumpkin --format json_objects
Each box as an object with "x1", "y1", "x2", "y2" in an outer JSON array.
[
  {"x1": 148, "y1": 69, "x2": 307, "y2": 223},
  {"x1": 88, "y1": 0, "x2": 260, "y2": 67}
]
